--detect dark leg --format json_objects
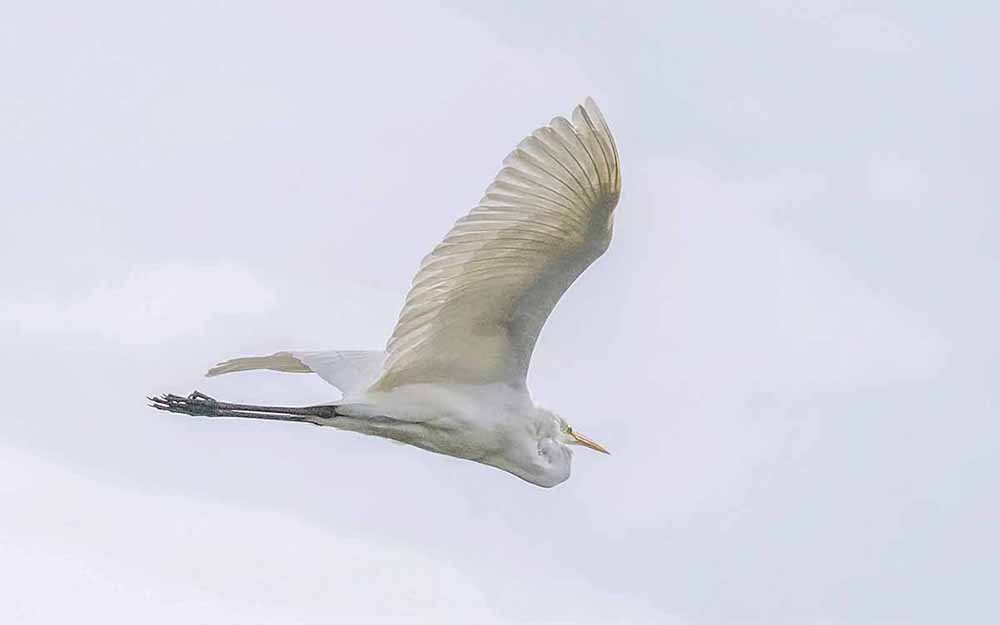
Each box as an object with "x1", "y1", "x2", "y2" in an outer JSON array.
[{"x1": 149, "y1": 391, "x2": 338, "y2": 425}]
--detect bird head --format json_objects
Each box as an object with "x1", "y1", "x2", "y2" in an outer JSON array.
[{"x1": 504, "y1": 409, "x2": 609, "y2": 488}]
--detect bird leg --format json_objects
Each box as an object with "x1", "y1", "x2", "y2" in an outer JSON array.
[{"x1": 149, "y1": 391, "x2": 338, "y2": 425}]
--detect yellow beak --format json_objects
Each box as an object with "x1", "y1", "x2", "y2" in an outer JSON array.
[{"x1": 570, "y1": 430, "x2": 610, "y2": 454}]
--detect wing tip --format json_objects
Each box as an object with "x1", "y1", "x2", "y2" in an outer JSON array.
[{"x1": 582, "y1": 97, "x2": 608, "y2": 125}]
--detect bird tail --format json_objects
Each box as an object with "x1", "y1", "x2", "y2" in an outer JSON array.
[
  {"x1": 206, "y1": 352, "x2": 311, "y2": 377},
  {"x1": 206, "y1": 350, "x2": 385, "y2": 397}
]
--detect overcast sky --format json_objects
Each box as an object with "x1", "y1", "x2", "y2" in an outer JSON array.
[{"x1": 2, "y1": 1, "x2": 998, "y2": 623}]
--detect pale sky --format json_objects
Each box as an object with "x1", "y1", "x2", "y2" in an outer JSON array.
[{"x1": 2, "y1": 2, "x2": 998, "y2": 624}]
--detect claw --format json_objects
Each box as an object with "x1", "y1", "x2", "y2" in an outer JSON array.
[{"x1": 147, "y1": 391, "x2": 219, "y2": 417}]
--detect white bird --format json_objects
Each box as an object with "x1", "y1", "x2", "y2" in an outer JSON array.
[{"x1": 152, "y1": 97, "x2": 620, "y2": 487}]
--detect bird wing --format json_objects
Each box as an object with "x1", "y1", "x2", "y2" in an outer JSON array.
[{"x1": 370, "y1": 98, "x2": 621, "y2": 391}]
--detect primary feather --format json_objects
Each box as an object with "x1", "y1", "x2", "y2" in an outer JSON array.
[{"x1": 372, "y1": 97, "x2": 621, "y2": 390}]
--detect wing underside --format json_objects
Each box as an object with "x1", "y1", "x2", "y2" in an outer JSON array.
[{"x1": 372, "y1": 98, "x2": 621, "y2": 390}]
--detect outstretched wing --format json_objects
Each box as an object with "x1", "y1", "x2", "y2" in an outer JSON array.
[{"x1": 371, "y1": 98, "x2": 621, "y2": 391}]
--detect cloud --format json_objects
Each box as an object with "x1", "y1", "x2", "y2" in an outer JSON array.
[
  {"x1": 0, "y1": 260, "x2": 276, "y2": 345},
  {"x1": 866, "y1": 154, "x2": 928, "y2": 205},
  {"x1": 147, "y1": 81, "x2": 297, "y2": 147},
  {"x1": 760, "y1": 1, "x2": 918, "y2": 54},
  {"x1": 0, "y1": 444, "x2": 503, "y2": 625},
  {"x1": 621, "y1": 158, "x2": 950, "y2": 394}
]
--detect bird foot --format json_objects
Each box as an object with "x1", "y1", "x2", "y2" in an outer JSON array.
[{"x1": 149, "y1": 391, "x2": 222, "y2": 417}]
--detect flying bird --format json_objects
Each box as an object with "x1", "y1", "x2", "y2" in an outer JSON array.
[{"x1": 152, "y1": 98, "x2": 621, "y2": 487}]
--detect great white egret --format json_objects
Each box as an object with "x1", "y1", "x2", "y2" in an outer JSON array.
[{"x1": 151, "y1": 98, "x2": 620, "y2": 487}]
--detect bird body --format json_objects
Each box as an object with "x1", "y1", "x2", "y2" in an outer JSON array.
[
  {"x1": 153, "y1": 98, "x2": 620, "y2": 487},
  {"x1": 205, "y1": 351, "x2": 593, "y2": 487},
  {"x1": 342, "y1": 382, "x2": 570, "y2": 488}
]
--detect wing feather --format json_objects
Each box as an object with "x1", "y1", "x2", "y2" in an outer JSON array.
[{"x1": 371, "y1": 98, "x2": 620, "y2": 390}]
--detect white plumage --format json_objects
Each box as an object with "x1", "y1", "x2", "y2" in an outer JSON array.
[{"x1": 154, "y1": 98, "x2": 620, "y2": 487}]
